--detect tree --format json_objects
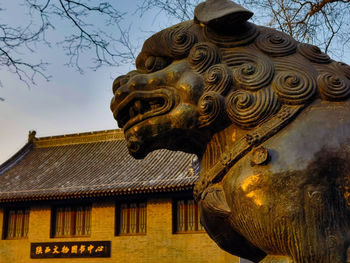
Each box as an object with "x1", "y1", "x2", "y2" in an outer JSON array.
[
  {"x1": 0, "y1": 0, "x2": 137, "y2": 87},
  {"x1": 138, "y1": 0, "x2": 201, "y2": 21},
  {"x1": 244, "y1": 0, "x2": 350, "y2": 55},
  {"x1": 1, "y1": 0, "x2": 349, "y2": 91},
  {"x1": 138, "y1": 0, "x2": 350, "y2": 57}
]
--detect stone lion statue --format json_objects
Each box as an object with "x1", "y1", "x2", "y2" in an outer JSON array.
[{"x1": 110, "y1": 0, "x2": 350, "y2": 262}]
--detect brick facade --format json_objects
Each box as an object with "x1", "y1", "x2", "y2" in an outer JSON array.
[{"x1": 0, "y1": 198, "x2": 240, "y2": 263}]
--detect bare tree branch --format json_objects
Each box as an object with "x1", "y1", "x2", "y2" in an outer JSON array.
[
  {"x1": 0, "y1": 0, "x2": 349, "y2": 89},
  {"x1": 242, "y1": 0, "x2": 350, "y2": 57},
  {"x1": 137, "y1": 0, "x2": 200, "y2": 22},
  {"x1": 0, "y1": 0, "x2": 132, "y2": 87},
  {"x1": 136, "y1": 0, "x2": 350, "y2": 59}
]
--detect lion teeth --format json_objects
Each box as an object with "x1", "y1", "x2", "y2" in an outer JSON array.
[
  {"x1": 149, "y1": 98, "x2": 163, "y2": 110},
  {"x1": 117, "y1": 97, "x2": 166, "y2": 128},
  {"x1": 150, "y1": 103, "x2": 161, "y2": 110}
]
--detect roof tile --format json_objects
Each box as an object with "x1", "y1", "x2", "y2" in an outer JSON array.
[{"x1": 0, "y1": 130, "x2": 198, "y2": 202}]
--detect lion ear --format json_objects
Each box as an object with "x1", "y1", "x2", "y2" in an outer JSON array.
[{"x1": 194, "y1": 0, "x2": 253, "y2": 27}]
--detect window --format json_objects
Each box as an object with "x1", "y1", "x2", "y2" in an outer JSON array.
[
  {"x1": 52, "y1": 205, "x2": 91, "y2": 237},
  {"x1": 116, "y1": 201, "x2": 146, "y2": 235},
  {"x1": 3, "y1": 208, "x2": 30, "y2": 239},
  {"x1": 174, "y1": 198, "x2": 204, "y2": 233}
]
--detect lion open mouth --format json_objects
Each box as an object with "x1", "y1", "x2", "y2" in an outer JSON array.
[{"x1": 112, "y1": 89, "x2": 174, "y2": 130}]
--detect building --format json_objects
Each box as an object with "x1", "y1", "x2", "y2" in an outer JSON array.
[{"x1": 0, "y1": 129, "x2": 243, "y2": 263}]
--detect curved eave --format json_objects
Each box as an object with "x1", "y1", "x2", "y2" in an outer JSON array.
[
  {"x1": 0, "y1": 142, "x2": 33, "y2": 175},
  {"x1": 0, "y1": 184, "x2": 194, "y2": 203}
]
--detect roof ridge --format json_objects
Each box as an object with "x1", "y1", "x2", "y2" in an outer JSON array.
[{"x1": 34, "y1": 129, "x2": 124, "y2": 148}]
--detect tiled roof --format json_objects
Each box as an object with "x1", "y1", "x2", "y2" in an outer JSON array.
[{"x1": 0, "y1": 130, "x2": 198, "y2": 203}]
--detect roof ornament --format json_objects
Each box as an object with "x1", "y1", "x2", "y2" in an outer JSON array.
[
  {"x1": 194, "y1": 0, "x2": 253, "y2": 28},
  {"x1": 28, "y1": 130, "x2": 36, "y2": 142}
]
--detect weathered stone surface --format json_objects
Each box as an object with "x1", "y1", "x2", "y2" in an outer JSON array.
[{"x1": 111, "y1": 0, "x2": 350, "y2": 262}]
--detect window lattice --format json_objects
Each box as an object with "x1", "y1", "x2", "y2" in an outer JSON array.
[
  {"x1": 53, "y1": 205, "x2": 91, "y2": 237},
  {"x1": 4, "y1": 208, "x2": 29, "y2": 239},
  {"x1": 175, "y1": 199, "x2": 204, "y2": 233},
  {"x1": 117, "y1": 201, "x2": 147, "y2": 235}
]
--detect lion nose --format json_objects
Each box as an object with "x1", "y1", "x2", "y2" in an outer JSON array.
[
  {"x1": 112, "y1": 73, "x2": 147, "y2": 103},
  {"x1": 127, "y1": 74, "x2": 148, "y2": 91},
  {"x1": 111, "y1": 72, "x2": 150, "y2": 115}
]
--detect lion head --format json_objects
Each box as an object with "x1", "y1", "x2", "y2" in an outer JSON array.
[{"x1": 111, "y1": 0, "x2": 350, "y2": 160}]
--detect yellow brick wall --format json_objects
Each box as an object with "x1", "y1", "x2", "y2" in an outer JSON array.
[{"x1": 0, "y1": 199, "x2": 240, "y2": 263}]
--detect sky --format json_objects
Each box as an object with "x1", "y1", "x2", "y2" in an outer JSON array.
[
  {"x1": 0, "y1": 0, "x2": 349, "y2": 164},
  {"x1": 0, "y1": 0, "x2": 176, "y2": 164}
]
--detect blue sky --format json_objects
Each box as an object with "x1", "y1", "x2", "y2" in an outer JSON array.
[
  {"x1": 0, "y1": 0, "x2": 175, "y2": 163},
  {"x1": 0, "y1": 0, "x2": 349, "y2": 164}
]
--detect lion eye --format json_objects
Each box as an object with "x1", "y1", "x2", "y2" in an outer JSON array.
[
  {"x1": 145, "y1": 56, "x2": 156, "y2": 71},
  {"x1": 145, "y1": 56, "x2": 170, "y2": 73}
]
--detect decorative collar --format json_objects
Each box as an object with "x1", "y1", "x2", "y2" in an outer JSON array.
[{"x1": 194, "y1": 104, "x2": 304, "y2": 200}]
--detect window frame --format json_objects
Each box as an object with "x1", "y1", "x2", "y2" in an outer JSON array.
[
  {"x1": 173, "y1": 197, "x2": 205, "y2": 234},
  {"x1": 51, "y1": 204, "x2": 91, "y2": 238},
  {"x1": 2, "y1": 207, "x2": 30, "y2": 240},
  {"x1": 115, "y1": 200, "x2": 147, "y2": 236}
]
